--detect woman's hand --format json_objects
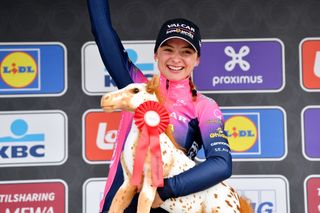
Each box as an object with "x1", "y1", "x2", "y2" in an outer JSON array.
[{"x1": 152, "y1": 192, "x2": 164, "y2": 208}]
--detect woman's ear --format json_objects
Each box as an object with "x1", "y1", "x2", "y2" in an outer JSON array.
[
  {"x1": 154, "y1": 53, "x2": 158, "y2": 62},
  {"x1": 195, "y1": 57, "x2": 200, "y2": 67}
]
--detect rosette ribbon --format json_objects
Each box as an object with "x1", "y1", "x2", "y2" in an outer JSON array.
[{"x1": 131, "y1": 101, "x2": 170, "y2": 187}]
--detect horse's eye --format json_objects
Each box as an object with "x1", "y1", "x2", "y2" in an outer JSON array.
[{"x1": 132, "y1": 88, "x2": 140, "y2": 94}]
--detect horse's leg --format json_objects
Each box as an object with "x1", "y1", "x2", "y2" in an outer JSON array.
[
  {"x1": 136, "y1": 149, "x2": 159, "y2": 213},
  {"x1": 109, "y1": 156, "x2": 137, "y2": 213},
  {"x1": 137, "y1": 167, "x2": 157, "y2": 213},
  {"x1": 109, "y1": 179, "x2": 137, "y2": 213}
]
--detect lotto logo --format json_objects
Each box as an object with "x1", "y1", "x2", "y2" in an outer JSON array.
[
  {"x1": 82, "y1": 110, "x2": 122, "y2": 164},
  {"x1": 300, "y1": 38, "x2": 320, "y2": 91}
]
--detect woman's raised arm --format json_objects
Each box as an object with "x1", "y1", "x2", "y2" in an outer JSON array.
[{"x1": 87, "y1": 0, "x2": 133, "y2": 89}]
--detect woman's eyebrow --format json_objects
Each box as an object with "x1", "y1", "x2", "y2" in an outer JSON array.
[
  {"x1": 161, "y1": 43, "x2": 173, "y2": 48},
  {"x1": 184, "y1": 45, "x2": 194, "y2": 50},
  {"x1": 161, "y1": 43, "x2": 194, "y2": 50}
]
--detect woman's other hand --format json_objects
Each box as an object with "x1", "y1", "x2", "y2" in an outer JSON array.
[{"x1": 152, "y1": 192, "x2": 164, "y2": 208}]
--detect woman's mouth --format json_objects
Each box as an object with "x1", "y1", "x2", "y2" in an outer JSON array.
[{"x1": 167, "y1": 65, "x2": 184, "y2": 72}]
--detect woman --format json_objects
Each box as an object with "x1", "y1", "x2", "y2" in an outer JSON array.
[{"x1": 87, "y1": 0, "x2": 232, "y2": 212}]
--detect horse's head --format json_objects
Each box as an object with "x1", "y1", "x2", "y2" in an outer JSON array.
[{"x1": 101, "y1": 75, "x2": 161, "y2": 112}]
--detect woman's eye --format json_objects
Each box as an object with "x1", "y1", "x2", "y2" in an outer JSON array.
[
  {"x1": 163, "y1": 48, "x2": 172, "y2": 52},
  {"x1": 182, "y1": 50, "x2": 193, "y2": 55},
  {"x1": 132, "y1": 88, "x2": 140, "y2": 93}
]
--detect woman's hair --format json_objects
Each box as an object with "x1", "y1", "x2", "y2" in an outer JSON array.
[{"x1": 189, "y1": 76, "x2": 198, "y2": 101}]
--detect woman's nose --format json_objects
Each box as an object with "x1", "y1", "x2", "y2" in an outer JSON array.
[{"x1": 170, "y1": 52, "x2": 182, "y2": 62}]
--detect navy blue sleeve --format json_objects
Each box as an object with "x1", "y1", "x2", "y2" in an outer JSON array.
[
  {"x1": 158, "y1": 101, "x2": 232, "y2": 200},
  {"x1": 87, "y1": 0, "x2": 133, "y2": 89},
  {"x1": 158, "y1": 153, "x2": 232, "y2": 200}
]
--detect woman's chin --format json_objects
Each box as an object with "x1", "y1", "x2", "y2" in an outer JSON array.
[{"x1": 161, "y1": 72, "x2": 186, "y2": 81}]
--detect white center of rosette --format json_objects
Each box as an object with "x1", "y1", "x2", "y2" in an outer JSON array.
[{"x1": 144, "y1": 110, "x2": 160, "y2": 127}]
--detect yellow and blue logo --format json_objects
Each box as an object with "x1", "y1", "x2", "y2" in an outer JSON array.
[
  {"x1": 0, "y1": 44, "x2": 66, "y2": 97},
  {"x1": 196, "y1": 108, "x2": 286, "y2": 161},
  {"x1": 225, "y1": 115, "x2": 258, "y2": 152},
  {"x1": 0, "y1": 51, "x2": 38, "y2": 88}
]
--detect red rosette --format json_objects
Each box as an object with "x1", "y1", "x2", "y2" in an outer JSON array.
[
  {"x1": 134, "y1": 101, "x2": 170, "y2": 132},
  {"x1": 131, "y1": 101, "x2": 170, "y2": 187}
]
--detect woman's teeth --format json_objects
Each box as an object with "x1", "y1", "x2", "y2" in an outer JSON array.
[{"x1": 168, "y1": 65, "x2": 183, "y2": 71}]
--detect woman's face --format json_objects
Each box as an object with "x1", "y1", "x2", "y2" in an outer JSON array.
[{"x1": 154, "y1": 38, "x2": 200, "y2": 81}]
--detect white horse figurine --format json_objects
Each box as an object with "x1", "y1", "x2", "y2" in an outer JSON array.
[{"x1": 101, "y1": 76, "x2": 253, "y2": 213}]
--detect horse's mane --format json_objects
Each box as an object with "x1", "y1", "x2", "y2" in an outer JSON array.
[{"x1": 146, "y1": 75, "x2": 185, "y2": 152}]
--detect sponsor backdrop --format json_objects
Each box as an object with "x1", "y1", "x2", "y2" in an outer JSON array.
[{"x1": 0, "y1": 0, "x2": 320, "y2": 212}]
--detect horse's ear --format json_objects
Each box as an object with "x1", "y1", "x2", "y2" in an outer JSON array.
[{"x1": 146, "y1": 75, "x2": 160, "y2": 93}]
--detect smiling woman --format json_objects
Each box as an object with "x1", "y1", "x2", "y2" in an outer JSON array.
[
  {"x1": 87, "y1": 0, "x2": 234, "y2": 212},
  {"x1": 155, "y1": 39, "x2": 200, "y2": 82}
]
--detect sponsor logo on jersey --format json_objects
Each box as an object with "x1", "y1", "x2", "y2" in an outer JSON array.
[
  {"x1": 299, "y1": 38, "x2": 320, "y2": 91},
  {"x1": 0, "y1": 179, "x2": 67, "y2": 213},
  {"x1": 192, "y1": 39, "x2": 285, "y2": 93},
  {"x1": 82, "y1": 110, "x2": 122, "y2": 164},
  {"x1": 209, "y1": 128, "x2": 228, "y2": 140},
  {"x1": 0, "y1": 111, "x2": 67, "y2": 167}
]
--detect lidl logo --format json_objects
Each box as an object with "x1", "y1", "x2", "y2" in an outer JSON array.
[
  {"x1": 0, "y1": 43, "x2": 66, "y2": 97},
  {"x1": 196, "y1": 107, "x2": 287, "y2": 161},
  {"x1": 304, "y1": 175, "x2": 320, "y2": 213},
  {"x1": 0, "y1": 111, "x2": 67, "y2": 167},
  {"x1": 83, "y1": 178, "x2": 106, "y2": 213},
  {"x1": 82, "y1": 41, "x2": 159, "y2": 95},
  {"x1": 301, "y1": 106, "x2": 320, "y2": 160},
  {"x1": 225, "y1": 115, "x2": 258, "y2": 152},
  {"x1": 0, "y1": 179, "x2": 67, "y2": 213},
  {"x1": 82, "y1": 109, "x2": 122, "y2": 164},
  {"x1": 0, "y1": 51, "x2": 38, "y2": 88},
  {"x1": 300, "y1": 38, "x2": 320, "y2": 91},
  {"x1": 193, "y1": 39, "x2": 285, "y2": 93},
  {"x1": 227, "y1": 175, "x2": 290, "y2": 213}
]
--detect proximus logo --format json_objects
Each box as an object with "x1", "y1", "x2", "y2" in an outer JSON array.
[{"x1": 224, "y1": 46, "x2": 250, "y2": 72}]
